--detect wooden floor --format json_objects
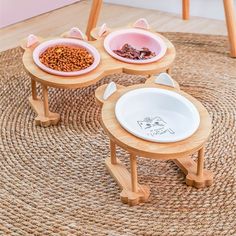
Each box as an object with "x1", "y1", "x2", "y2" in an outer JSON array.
[{"x1": 0, "y1": 0, "x2": 228, "y2": 52}]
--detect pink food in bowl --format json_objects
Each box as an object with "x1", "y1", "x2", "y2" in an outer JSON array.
[
  {"x1": 104, "y1": 28, "x2": 167, "y2": 64},
  {"x1": 33, "y1": 38, "x2": 100, "y2": 77}
]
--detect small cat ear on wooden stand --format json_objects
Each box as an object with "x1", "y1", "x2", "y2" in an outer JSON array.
[
  {"x1": 20, "y1": 34, "x2": 42, "y2": 51},
  {"x1": 103, "y1": 82, "x2": 117, "y2": 100},
  {"x1": 98, "y1": 23, "x2": 109, "y2": 37},
  {"x1": 133, "y1": 18, "x2": 150, "y2": 30},
  {"x1": 154, "y1": 73, "x2": 175, "y2": 88},
  {"x1": 27, "y1": 34, "x2": 39, "y2": 48},
  {"x1": 61, "y1": 27, "x2": 87, "y2": 40},
  {"x1": 95, "y1": 82, "x2": 125, "y2": 107},
  {"x1": 90, "y1": 23, "x2": 111, "y2": 40},
  {"x1": 145, "y1": 73, "x2": 181, "y2": 90}
]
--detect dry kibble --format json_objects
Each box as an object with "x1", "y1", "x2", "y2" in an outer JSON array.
[{"x1": 39, "y1": 45, "x2": 94, "y2": 72}]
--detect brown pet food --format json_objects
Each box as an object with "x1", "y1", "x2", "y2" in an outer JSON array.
[
  {"x1": 39, "y1": 45, "x2": 94, "y2": 72},
  {"x1": 113, "y1": 44, "x2": 156, "y2": 60}
]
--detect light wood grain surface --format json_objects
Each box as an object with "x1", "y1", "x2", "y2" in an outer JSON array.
[{"x1": 0, "y1": 0, "x2": 228, "y2": 52}]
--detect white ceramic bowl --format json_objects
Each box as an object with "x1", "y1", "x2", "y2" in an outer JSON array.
[
  {"x1": 104, "y1": 28, "x2": 167, "y2": 64},
  {"x1": 33, "y1": 38, "x2": 100, "y2": 76},
  {"x1": 115, "y1": 88, "x2": 200, "y2": 143}
]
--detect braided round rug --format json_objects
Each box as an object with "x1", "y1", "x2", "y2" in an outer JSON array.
[{"x1": 0, "y1": 33, "x2": 236, "y2": 236}]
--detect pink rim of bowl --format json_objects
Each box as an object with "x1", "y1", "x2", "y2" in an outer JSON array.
[
  {"x1": 33, "y1": 38, "x2": 101, "y2": 77},
  {"x1": 103, "y1": 28, "x2": 167, "y2": 64}
]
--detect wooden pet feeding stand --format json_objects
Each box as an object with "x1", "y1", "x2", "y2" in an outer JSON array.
[
  {"x1": 21, "y1": 24, "x2": 175, "y2": 127},
  {"x1": 95, "y1": 77, "x2": 214, "y2": 206}
]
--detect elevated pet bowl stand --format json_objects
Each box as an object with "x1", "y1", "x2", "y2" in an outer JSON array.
[
  {"x1": 21, "y1": 26, "x2": 175, "y2": 127},
  {"x1": 95, "y1": 77, "x2": 214, "y2": 206}
]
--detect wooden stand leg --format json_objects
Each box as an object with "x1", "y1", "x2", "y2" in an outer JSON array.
[
  {"x1": 28, "y1": 83, "x2": 60, "y2": 127},
  {"x1": 197, "y1": 147, "x2": 205, "y2": 177},
  {"x1": 105, "y1": 150, "x2": 150, "y2": 206},
  {"x1": 130, "y1": 154, "x2": 138, "y2": 193},
  {"x1": 42, "y1": 85, "x2": 49, "y2": 117},
  {"x1": 182, "y1": 0, "x2": 190, "y2": 20},
  {"x1": 86, "y1": 0, "x2": 103, "y2": 40},
  {"x1": 173, "y1": 147, "x2": 213, "y2": 188},
  {"x1": 110, "y1": 140, "x2": 117, "y2": 164},
  {"x1": 223, "y1": 0, "x2": 236, "y2": 57},
  {"x1": 31, "y1": 79, "x2": 37, "y2": 100}
]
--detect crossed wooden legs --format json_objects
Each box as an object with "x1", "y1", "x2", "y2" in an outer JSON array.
[
  {"x1": 28, "y1": 79, "x2": 60, "y2": 127},
  {"x1": 106, "y1": 140, "x2": 213, "y2": 206}
]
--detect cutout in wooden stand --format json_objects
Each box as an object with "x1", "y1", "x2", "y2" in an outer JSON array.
[{"x1": 95, "y1": 74, "x2": 214, "y2": 206}]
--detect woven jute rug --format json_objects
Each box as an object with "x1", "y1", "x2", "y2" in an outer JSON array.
[{"x1": 0, "y1": 33, "x2": 236, "y2": 236}]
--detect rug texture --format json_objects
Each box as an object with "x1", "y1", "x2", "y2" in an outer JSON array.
[{"x1": 0, "y1": 33, "x2": 236, "y2": 236}]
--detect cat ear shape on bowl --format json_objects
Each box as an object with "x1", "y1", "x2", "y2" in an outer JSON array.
[
  {"x1": 68, "y1": 27, "x2": 86, "y2": 40},
  {"x1": 98, "y1": 23, "x2": 108, "y2": 37},
  {"x1": 154, "y1": 73, "x2": 175, "y2": 88},
  {"x1": 133, "y1": 18, "x2": 150, "y2": 30},
  {"x1": 103, "y1": 82, "x2": 117, "y2": 100},
  {"x1": 26, "y1": 34, "x2": 39, "y2": 48}
]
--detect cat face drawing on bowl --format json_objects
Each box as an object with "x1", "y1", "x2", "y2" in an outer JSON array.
[{"x1": 137, "y1": 116, "x2": 175, "y2": 137}]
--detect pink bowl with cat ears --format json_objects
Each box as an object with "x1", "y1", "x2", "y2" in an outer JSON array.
[
  {"x1": 104, "y1": 28, "x2": 167, "y2": 64},
  {"x1": 33, "y1": 38, "x2": 100, "y2": 77}
]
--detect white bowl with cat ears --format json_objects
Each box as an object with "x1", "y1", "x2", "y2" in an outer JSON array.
[{"x1": 115, "y1": 88, "x2": 200, "y2": 143}]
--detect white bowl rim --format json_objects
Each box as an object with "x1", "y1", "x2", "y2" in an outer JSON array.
[
  {"x1": 104, "y1": 28, "x2": 167, "y2": 64},
  {"x1": 115, "y1": 87, "x2": 200, "y2": 143},
  {"x1": 33, "y1": 38, "x2": 100, "y2": 77}
]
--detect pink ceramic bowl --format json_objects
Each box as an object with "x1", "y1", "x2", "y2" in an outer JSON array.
[
  {"x1": 104, "y1": 28, "x2": 167, "y2": 64},
  {"x1": 33, "y1": 38, "x2": 100, "y2": 76}
]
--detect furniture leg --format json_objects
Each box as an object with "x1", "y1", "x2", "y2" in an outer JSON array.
[
  {"x1": 86, "y1": 0, "x2": 103, "y2": 40},
  {"x1": 182, "y1": 0, "x2": 190, "y2": 20},
  {"x1": 130, "y1": 154, "x2": 138, "y2": 193},
  {"x1": 223, "y1": 0, "x2": 236, "y2": 57},
  {"x1": 110, "y1": 140, "x2": 117, "y2": 164}
]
